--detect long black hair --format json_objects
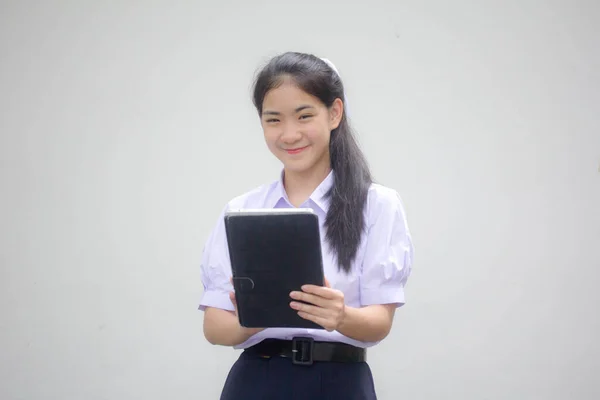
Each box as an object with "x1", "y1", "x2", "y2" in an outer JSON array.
[{"x1": 252, "y1": 52, "x2": 373, "y2": 273}]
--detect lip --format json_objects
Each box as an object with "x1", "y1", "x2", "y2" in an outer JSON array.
[{"x1": 284, "y1": 145, "x2": 309, "y2": 155}]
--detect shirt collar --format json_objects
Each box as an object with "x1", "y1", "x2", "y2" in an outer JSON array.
[{"x1": 267, "y1": 169, "x2": 334, "y2": 212}]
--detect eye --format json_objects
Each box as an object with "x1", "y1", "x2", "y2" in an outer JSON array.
[
  {"x1": 265, "y1": 118, "x2": 280, "y2": 123},
  {"x1": 299, "y1": 114, "x2": 313, "y2": 120}
]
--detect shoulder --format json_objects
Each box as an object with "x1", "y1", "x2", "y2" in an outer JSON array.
[
  {"x1": 223, "y1": 179, "x2": 279, "y2": 210},
  {"x1": 201, "y1": 178, "x2": 279, "y2": 255},
  {"x1": 205, "y1": 178, "x2": 279, "y2": 237},
  {"x1": 365, "y1": 183, "x2": 406, "y2": 218},
  {"x1": 367, "y1": 183, "x2": 402, "y2": 205},
  {"x1": 363, "y1": 183, "x2": 411, "y2": 236}
]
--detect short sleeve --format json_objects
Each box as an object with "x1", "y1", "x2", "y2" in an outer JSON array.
[
  {"x1": 198, "y1": 206, "x2": 235, "y2": 312},
  {"x1": 359, "y1": 188, "x2": 414, "y2": 308}
]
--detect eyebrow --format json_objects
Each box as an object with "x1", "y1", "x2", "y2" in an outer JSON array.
[{"x1": 262, "y1": 105, "x2": 315, "y2": 116}]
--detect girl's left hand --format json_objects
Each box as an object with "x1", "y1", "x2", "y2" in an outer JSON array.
[{"x1": 289, "y1": 278, "x2": 346, "y2": 331}]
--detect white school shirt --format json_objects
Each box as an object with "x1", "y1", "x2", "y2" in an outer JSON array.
[{"x1": 198, "y1": 170, "x2": 414, "y2": 349}]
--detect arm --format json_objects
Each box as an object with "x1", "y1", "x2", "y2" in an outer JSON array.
[
  {"x1": 291, "y1": 188, "x2": 413, "y2": 341},
  {"x1": 203, "y1": 303, "x2": 263, "y2": 346},
  {"x1": 198, "y1": 206, "x2": 263, "y2": 347},
  {"x1": 290, "y1": 283, "x2": 396, "y2": 342},
  {"x1": 337, "y1": 304, "x2": 396, "y2": 342},
  {"x1": 204, "y1": 308, "x2": 252, "y2": 346}
]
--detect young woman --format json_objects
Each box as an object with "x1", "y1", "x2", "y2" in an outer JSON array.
[{"x1": 198, "y1": 51, "x2": 414, "y2": 399}]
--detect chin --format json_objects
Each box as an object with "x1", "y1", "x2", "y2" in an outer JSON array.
[{"x1": 282, "y1": 159, "x2": 314, "y2": 174}]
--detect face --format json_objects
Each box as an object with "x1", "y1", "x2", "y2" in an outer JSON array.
[{"x1": 260, "y1": 80, "x2": 343, "y2": 176}]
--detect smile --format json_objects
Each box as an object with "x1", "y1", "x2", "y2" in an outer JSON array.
[{"x1": 285, "y1": 145, "x2": 309, "y2": 155}]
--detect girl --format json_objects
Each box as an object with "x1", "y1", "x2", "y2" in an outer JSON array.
[{"x1": 198, "y1": 51, "x2": 414, "y2": 399}]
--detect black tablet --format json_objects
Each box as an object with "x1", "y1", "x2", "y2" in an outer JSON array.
[{"x1": 224, "y1": 208, "x2": 325, "y2": 329}]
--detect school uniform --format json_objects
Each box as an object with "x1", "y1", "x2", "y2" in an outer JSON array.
[{"x1": 198, "y1": 170, "x2": 414, "y2": 399}]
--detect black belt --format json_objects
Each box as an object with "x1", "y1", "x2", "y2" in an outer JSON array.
[{"x1": 244, "y1": 337, "x2": 366, "y2": 365}]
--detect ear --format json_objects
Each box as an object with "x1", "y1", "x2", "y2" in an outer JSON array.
[{"x1": 329, "y1": 98, "x2": 344, "y2": 130}]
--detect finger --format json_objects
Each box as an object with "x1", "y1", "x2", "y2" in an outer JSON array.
[
  {"x1": 300, "y1": 285, "x2": 341, "y2": 300},
  {"x1": 290, "y1": 291, "x2": 330, "y2": 308},
  {"x1": 297, "y1": 311, "x2": 335, "y2": 331},
  {"x1": 324, "y1": 277, "x2": 331, "y2": 288},
  {"x1": 290, "y1": 301, "x2": 331, "y2": 318}
]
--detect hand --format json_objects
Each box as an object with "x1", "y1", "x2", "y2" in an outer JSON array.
[
  {"x1": 229, "y1": 278, "x2": 264, "y2": 336},
  {"x1": 289, "y1": 277, "x2": 346, "y2": 332}
]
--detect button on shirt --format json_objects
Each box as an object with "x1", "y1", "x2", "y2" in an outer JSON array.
[{"x1": 198, "y1": 171, "x2": 414, "y2": 349}]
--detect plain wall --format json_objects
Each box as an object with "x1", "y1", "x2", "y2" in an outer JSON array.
[{"x1": 1, "y1": 1, "x2": 599, "y2": 399}]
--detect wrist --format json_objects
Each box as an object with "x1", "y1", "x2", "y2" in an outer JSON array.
[{"x1": 337, "y1": 305, "x2": 356, "y2": 333}]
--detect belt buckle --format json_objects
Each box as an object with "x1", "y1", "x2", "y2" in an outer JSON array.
[{"x1": 291, "y1": 337, "x2": 314, "y2": 366}]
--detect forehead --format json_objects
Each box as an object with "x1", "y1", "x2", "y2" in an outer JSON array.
[{"x1": 262, "y1": 81, "x2": 323, "y2": 111}]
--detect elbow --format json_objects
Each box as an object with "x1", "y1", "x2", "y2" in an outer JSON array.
[
  {"x1": 374, "y1": 304, "x2": 396, "y2": 341},
  {"x1": 203, "y1": 327, "x2": 219, "y2": 345},
  {"x1": 202, "y1": 308, "x2": 223, "y2": 345},
  {"x1": 374, "y1": 324, "x2": 392, "y2": 342},
  {"x1": 361, "y1": 321, "x2": 392, "y2": 343},
  {"x1": 202, "y1": 307, "x2": 239, "y2": 346},
  {"x1": 363, "y1": 305, "x2": 396, "y2": 342},
  {"x1": 363, "y1": 326, "x2": 392, "y2": 343},
  {"x1": 203, "y1": 322, "x2": 218, "y2": 345}
]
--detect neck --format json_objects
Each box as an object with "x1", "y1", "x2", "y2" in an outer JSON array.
[{"x1": 283, "y1": 163, "x2": 331, "y2": 207}]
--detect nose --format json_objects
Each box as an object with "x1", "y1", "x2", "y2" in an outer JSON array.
[{"x1": 280, "y1": 123, "x2": 302, "y2": 144}]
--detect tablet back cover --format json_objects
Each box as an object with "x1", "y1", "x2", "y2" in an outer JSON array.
[{"x1": 224, "y1": 209, "x2": 325, "y2": 329}]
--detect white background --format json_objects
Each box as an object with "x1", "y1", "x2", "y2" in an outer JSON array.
[{"x1": 1, "y1": 1, "x2": 599, "y2": 399}]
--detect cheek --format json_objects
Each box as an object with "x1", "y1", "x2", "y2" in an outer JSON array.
[
  {"x1": 305, "y1": 124, "x2": 330, "y2": 146},
  {"x1": 263, "y1": 129, "x2": 280, "y2": 149}
]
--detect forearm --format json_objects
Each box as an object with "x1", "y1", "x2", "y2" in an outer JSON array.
[
  {"x1": 337, "y1": 304, "x2": 395, "y2": 343},
  {"x1": 203, "y1": 307, "x2": 255, "y2": 347}
]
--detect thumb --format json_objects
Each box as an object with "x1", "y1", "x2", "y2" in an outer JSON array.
[{"x1": 324, "y1": 277, "x2": 331, "y2": 288}]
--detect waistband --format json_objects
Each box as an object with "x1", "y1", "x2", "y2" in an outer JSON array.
[{"x1": 244, "y1": 337, "x2": 367, "y2": 365}]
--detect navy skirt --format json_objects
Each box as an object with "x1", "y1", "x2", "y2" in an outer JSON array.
[{"x1": 219, "y1": 349, "x2": 378, "y2": 399}]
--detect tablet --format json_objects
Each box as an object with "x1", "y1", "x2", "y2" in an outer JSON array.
[{"x1": 224, "y1": 208, "x2": 325, "y2": 329}]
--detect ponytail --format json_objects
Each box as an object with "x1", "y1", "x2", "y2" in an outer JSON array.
[
  {"x1": 325, "y1": 117, "x2": 372, "y2": 273},
  {"x1": 252, "y1": 51, "x2": 373, "y2": 273}
]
